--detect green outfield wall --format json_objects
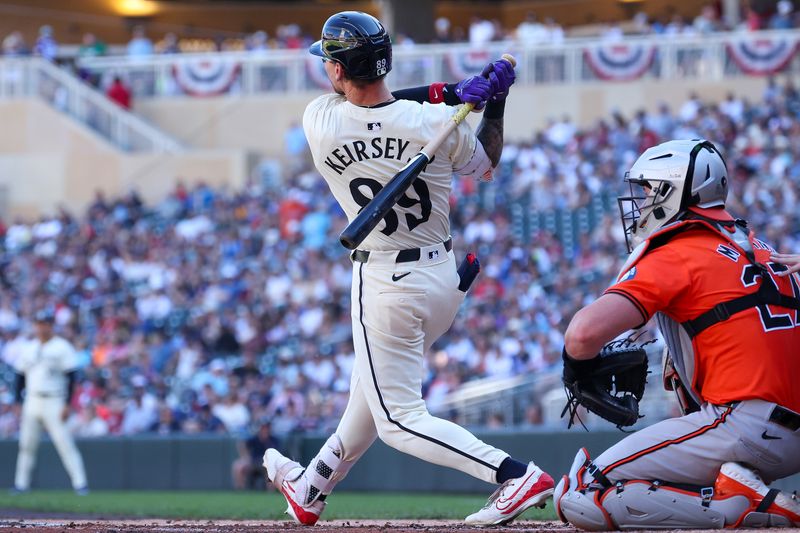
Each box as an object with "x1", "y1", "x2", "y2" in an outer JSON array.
[{"x1": 1, "y1": 431, "x2": 797, "y2": 493}]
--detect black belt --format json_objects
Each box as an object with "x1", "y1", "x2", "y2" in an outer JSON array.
[
  {"x1": 352, "y1": 238, "x2": 452, "y2": 263},
  {"x1": 769, "y1": 405, "x2": 800, "y2": 431}
]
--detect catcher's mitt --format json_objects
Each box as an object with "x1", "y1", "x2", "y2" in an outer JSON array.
[{"x1": 561, "y1": 336, "x2": 653, "y2": 429}]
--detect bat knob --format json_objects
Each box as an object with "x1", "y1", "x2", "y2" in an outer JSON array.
[
  {"x1": 501, "y1": 53, "x2": 517, "y2": 68},
  {"x1": 340, "y1": 235, "x2": 357, "y2": 250}
]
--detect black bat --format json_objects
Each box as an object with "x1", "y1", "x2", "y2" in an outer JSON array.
[
  {"x1": 338, "y1": 54, "x2": 517, "y2": 250},
  {"x1": 339, "y1": 152, "x2": 430, "y2": 250}
]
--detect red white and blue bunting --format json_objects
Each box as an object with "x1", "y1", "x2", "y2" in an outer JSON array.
[
  {"x1": 172, "y1": 58, "x2": 241, "y2": 96},
  {"x1": 727, "y1": 36, "x2": 799, "y2": 75},
  {"x1": 446, "y1": 49, "x2": 492, "y2": 79},
  {"x1": 583, "y1": 44, "x2": 656, "y2": 81}
]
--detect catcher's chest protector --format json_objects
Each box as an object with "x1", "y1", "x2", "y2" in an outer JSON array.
[{"x1": 617, "y1": 218, "x2": 800, "y2": 407}]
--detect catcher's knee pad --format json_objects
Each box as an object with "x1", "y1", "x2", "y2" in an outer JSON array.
[
  {"x1": 559, "y1": 488, "x2": 614, "y2": 531},
  {"x1": 304, "y1": 434, "x2": 353, "y2": 498}
]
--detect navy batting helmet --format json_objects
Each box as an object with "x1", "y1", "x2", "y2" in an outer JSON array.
[{"x1": 309, "y1": 11, "x2": 392, "y2": 80}]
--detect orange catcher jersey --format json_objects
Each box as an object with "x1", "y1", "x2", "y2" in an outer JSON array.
[{"x1": 606, "y1": 227, "x2": 800, "y2": 412}]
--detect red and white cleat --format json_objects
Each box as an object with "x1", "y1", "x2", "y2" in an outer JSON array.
[
  {"x1": 464, "y1": 462, "x2": 555, "y2": 526},
  {"x1": 715, "y1": 461, "x2": 800, "y2": 527},
  {"x1": 263, "y1": 448, "x2": 326, "y2": 526}
]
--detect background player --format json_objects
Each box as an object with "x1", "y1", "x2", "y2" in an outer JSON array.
[
  {"x1": 264, "y1": 11, "x2": 553, "y2": 527},
  {"x1": 554, "y1": 139, "x2": 800, "y2": 529},
  {"x1": 12, "y1": 310, "x2": 88, "y2": 495}
]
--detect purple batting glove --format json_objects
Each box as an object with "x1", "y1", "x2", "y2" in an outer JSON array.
[
  {"x1": 454, "y1": 75, "x2": 492, "y2": 111},
  {"x1": 480, "y1": 60, "x2": 516, "y2": 101}
]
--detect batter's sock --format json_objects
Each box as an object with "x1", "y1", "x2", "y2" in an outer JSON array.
[{"x1": 497, "y1": 457, "x2": 528, "y2": 483}]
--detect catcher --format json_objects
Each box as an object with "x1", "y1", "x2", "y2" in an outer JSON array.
[{"x1": 554, "y1": 139, "x2": 800, "y2": 530}]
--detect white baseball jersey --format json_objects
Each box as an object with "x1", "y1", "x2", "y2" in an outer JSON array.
[
  {"x1": 13, "y1": 333, "x2": 87, "y2": 491},
  {"x1": 303, "y1": 94, "x2": 488, "y2": 251},
  {"x1": 13, "y1": 336, "x2": 79, "y2": 396},
  {"x1": 297, "y1": 91, "x2": 514, "y2": 491}
]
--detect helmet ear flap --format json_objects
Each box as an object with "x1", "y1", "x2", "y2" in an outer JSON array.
[{"x1": 681, "y1": 140, "x2": 728, "y2": 210}]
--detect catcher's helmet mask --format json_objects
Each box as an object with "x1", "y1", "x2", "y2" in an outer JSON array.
[
  {"x1": 309, "y1": 11, "x2": 392, "y2": 81},
  {"x1": 618, "y1": 139, "x2": 729, "y2": 252}
]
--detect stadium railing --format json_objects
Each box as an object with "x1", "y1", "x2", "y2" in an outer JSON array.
[
  {"x1": 0, "y1": 57, "x2": 181, "y2": 152},
  {"x1": 75, "y1": 29, "x2": 800, "y2": 98},
  {"x1": 429, "y1": 344, "x2": 673, "y2": 429}
]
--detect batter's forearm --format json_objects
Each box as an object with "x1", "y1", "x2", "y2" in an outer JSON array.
[
  {"x1": 391, "y1": 82, "x2": 460, "y2": 105},
  {"x1": 476, "y1": 102, "x2": 505, "y2": 167}
]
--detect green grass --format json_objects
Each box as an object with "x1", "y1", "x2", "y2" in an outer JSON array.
[{"x1": 0, "y1": 490, "x2": 557, "y2": 521}]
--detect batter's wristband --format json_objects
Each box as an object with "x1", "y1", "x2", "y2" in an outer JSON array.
[
  {"x1": 484, "y1": 99, "x2": 506, "y2": 119},
  {"x1": 429, "y1": 82, "x2": 447, "y2": 104}
]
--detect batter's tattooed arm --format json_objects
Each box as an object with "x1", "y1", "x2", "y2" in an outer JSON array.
[{"x1": 476, "y1": 101, "x2": 505, "y2": 167}]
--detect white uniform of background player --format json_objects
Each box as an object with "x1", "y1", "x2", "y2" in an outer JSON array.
[
  {"x1": 12, "y1": 312, "x2": 88, "y2": 494},
  {"x1": 264, "y1": 11, "x2": 553, "y2": 527}
]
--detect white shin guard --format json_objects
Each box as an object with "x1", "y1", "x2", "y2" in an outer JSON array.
[
  {"x1": 302, "y1": 434, "x2": 353, "y2": 502},
  {"x1": 561, "y1": 480, "x2": 753, "y2": 530},
  {"x1": 556, "y1": 448, "x2": 757, "y2": 531},
  {"x1": 604, "y1": 481, "x2": 750, "y2": 530}
]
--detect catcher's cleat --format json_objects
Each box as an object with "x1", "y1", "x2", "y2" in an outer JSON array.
[
  {"x1": 715, "y1": 462, "x2": 800, "y2": 527},
  {"x1": 264, "y1": 448, "x2": 326, "y2": 526},
  {"x1": 465, "y1": 462, "x2": 555, "y2": 526}
]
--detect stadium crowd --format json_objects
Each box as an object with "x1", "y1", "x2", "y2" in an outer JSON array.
[
  {"x1": 0, "y1": 81, "x2": 799, "y2": 441},
  {"x1": 2, "y1": 2, "x2": 798, "y2": 60}
]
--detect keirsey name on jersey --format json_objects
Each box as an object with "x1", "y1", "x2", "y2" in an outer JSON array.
[{"x1": 324, "y1": 137, "x2": 412, "y2": 175}]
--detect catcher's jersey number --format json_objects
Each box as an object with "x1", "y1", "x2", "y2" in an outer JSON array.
[
  {"x1": 741, "y1": 262, "x2": 800, "y2": 332},
  {"x1": 349, "y1": 177, "x2": 432, "y2": 236}
]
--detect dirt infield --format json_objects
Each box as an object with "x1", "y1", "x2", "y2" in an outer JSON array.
[
  {"x1": 0, "y1": 518, "x2": 575, "y2": 532},
  {"x1": 0, "y1": 517, "x2": 798, "y2": 533}
]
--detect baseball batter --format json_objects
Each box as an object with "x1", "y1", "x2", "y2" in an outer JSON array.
[
  {"x1": 12, "y1": 311, "x2": 88, "y2": 494},
  {"x1": 265, "y1": 11, "x2": 553, "y2": 526},
  {"x1": 554, "y1": 140, "x2": 800, "y2": 529}
]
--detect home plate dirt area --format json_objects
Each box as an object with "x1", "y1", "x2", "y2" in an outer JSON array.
[
  {"x1": 0, "y1": 518, "x2": 574, "y2": 532},
  {"x1": 0, "y1": 519, "x2": 799, "y2": 533}
]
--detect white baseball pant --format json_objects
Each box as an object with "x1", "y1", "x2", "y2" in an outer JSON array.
[
  {"x1": 333, "y1": 242, "x2": 508, "y2": 484},
  {"x1": 591, "y1": 399, "x2": 800, "y2": 486},
  {"x1": 15, "y1": 395, "x2": 87, "y2": 490}
]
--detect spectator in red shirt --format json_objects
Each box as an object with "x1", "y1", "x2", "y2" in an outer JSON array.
[
  {"x1": 106, "y1": 76, "x2": 131, "y2": 110},
  {"x1": 278, "y1": 191, "x2": 309, "y2": 239}
]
